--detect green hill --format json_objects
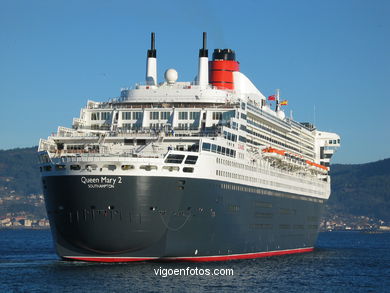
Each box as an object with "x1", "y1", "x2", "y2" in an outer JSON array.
[
  {"x1": 0, "y1": 147, "x2": 41, "y2": 196},
  {"x1": 328, "y1": 158, "x2": 390, "y2": 222}
]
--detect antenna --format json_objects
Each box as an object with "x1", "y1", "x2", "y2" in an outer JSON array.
[
  {"x1": 275, "y1": 89, "x2": 280, "y2": 112},
  {"x1": 146, "y1": 32, "x2": 157, "y2": 85},
  {"x1": 151, "y1": 32, "x2": 155, "y2": 50},
  {"x1": 147, "y1": 32, "x2": 156, "y2": 58},
  {"x1": 199, "y1": 32, "x2": 208, "y2": 57}
]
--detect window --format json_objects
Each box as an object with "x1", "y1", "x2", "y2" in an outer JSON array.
[
  {"x1": 102, "y1": 164, "x2": 117, "y2": 171},
  {"x1": 163, "y1": 166, "x2": 180, "y2": 172},
  {"x1": 178, "y1": 112, "x2": 188, "y2": 120},
  {"x1": 150, "y1": 112, "x2": 159, "y2": 120},
  {"x1": 91, "y1": 112, "x2": 100, "y2": 120},
  {"x1": 212, "y1": 112, "x2": 222, "y2": 120},
  {"x1": 202, "y1": 143, "x2": 211, "y2": 151},
  {"x1": 55, "y1": 165, "x2": 66, "y2": 171},
  {"x1": 101, "y1": 112, "x2": 111, "y2": 120},
  {"x1": 160, "y1": 112, "x2": 170, "y2": 120},
  {"x1": 140, "y1": 165, "x2": 158, "y2": 171},
  {"x1": 165, "y1": 154, "x2": 185, "y2": 164},
  {"x1": 183, "y1": 167, "x2": 194, "y2": 173},
  {"x1": 185, "y1": 155, "x2": 198, "y2": 165},
  {"x1": 122, "y1": 112, "x2": 132, "y2": 120},
  {"x1": 133, "y1": 112, "x2": 142, "y2": 120},
  {"x1": 70, "y1": 164, "x2": 81, "y2": 170},
  {"x1": 239, "y1": 136, "x2": 247, "y2": 143},
  {"x1": 121, "y1": 165, "x2": 134, "y2": 170},
  {"x1": 189, "y1": 112, "x2": 200, "y2": 120}
]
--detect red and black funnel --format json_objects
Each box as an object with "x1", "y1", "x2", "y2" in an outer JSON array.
[{"x1": 209, "y1": 49, "x2": 240, "y2": 90}]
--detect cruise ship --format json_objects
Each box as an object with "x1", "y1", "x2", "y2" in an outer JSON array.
[{"x1": 38, "y1": 33, "x2": 340, "y2": 262}]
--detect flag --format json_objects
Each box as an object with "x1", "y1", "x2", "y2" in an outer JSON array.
[
  {"x1": 280, "y1": 100, "x2": 288, "y2": 106},
  {"x1": 268, "y1": 95, "x2": 276, "y2": 101}
]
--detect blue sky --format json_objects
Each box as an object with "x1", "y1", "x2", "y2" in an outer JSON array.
[{"x1": 0, "y1": 0, "x2": 389, "y2": 164}]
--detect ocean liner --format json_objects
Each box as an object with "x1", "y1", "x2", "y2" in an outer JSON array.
[{"x1": 38, "y1": 33, "x2": 340, "y2": 262}]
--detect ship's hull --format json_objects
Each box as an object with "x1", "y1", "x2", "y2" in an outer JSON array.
[{"x1": 42, "y1": 175, "x2": 324, "y2": 262}]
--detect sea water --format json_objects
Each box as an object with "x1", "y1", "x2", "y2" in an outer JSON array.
[{"x1": 0, "y1": 230, "x2": 389, "y2": 292}]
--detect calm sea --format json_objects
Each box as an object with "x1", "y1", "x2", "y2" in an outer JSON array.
[{"x1": 0, "y1": 230, "x2": 389, "y2": 292}]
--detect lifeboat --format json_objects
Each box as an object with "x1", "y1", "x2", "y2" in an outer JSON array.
[
  {"x1": 262, "y1": 147, "x2": 285, "y2": 159},
  {"x1": 262, "y1": 147, "x2": 329, "y2": 174},
  {"x1": 306, "y1": 160, "x2": 328, "y2": 174}
]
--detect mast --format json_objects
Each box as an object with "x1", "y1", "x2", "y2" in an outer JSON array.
[
  {"x1": 146, "y1": 32, "x2": 157, "y2": 86},
  {"x1": 197, "y1": 32, "x2": 209, "y2": 88}
]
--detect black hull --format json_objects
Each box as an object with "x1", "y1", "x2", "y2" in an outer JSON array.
[{"x1": 42, "y1": 175, "x2": 325, "y2": 262}]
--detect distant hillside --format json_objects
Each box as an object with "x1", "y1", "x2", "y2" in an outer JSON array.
[
  {"x1": 0, "y1": 147, "x2": 389, "y2": 222},
  {"x1": 0, "y1": 147, "x2": 41, "y2": 196},
  {"x1": 328, "y1": 158, "x2": 390, "y2": 222}
]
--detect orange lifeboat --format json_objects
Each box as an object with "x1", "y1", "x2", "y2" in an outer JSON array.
[
  {"x1": 262, "y1": 147, "x2": 286, "y2": 156},
  {"x1": 306, "y1": 160, "x2": 328, "y2": 172}
]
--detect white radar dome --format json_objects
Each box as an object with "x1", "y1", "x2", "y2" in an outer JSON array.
[
  {"x1": 276, "y1": 110, "x2": 286, "y2": 120},
  {"x1": 164, "y1": 68, "x2": 178, "y2": 84}
]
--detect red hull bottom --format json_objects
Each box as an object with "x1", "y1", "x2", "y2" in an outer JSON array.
[{"x1": 63, "y1": 247, "x2": 314, "y2": 263}]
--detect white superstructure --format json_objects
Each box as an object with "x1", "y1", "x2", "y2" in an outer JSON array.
[{"x1": 38, "y1": 32, "x2": 340, "y2": 202}]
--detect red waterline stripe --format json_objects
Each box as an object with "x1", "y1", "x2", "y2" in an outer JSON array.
[
  {"x1": 173, "y1": 247, "x2": 314, "y2": 262},
  {"x1": 64, "y1": 247, "x2": 314, "y2": 263}
]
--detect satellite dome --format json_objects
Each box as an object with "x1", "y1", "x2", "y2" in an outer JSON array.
[
  {"x1": 276, "y1": 110, "x2": 286, "y2": 120},
  {"x1": 164, "y1": 69, "x2": 178, "y2": 84}
]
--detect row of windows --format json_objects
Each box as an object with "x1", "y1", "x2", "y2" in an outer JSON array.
[
  {"x1": 328, "y1": 139, "x2": 340, "y2": 144},
  {"x1": 177, "y1": 111, "x2": 201, "y2": 120},
  {"x1": 246, "y1": 118, "x2": 314, "y2": 153},
  {"x1": 91, "y1": 112, "x2": 111, "y2": 121},
  {"x1": 217, "y1": 167, "x2": 324, "y2": 196},
  {"x1": 121, "y1": 122, "x2": 200, "y2": 130},
  {"x1": 148, "y1": 111, "x2": 172, "y2": 120},
  {"x1": 223, "y1": 131, "x2": 237, "y2": 142},
  {"x1": 98, "y1": 111, "x2": 203, "y2": 121},
  {"x1": 247, "y1": 118, "x2": 300, "y2": 145},
  {"x1": 216, "y1": 169, "x2": 260, "y2": 184},
  {"x1": 122, "y1": 112, "x2": 143, "y2": 120},
  {"x1": 202, "y1": 143, "x2": 236, "y2": 158},
  {"x1": 212, "y1": 112, "x2": 223, "y2": 120},
  {"x1": 219, "y1": 183, "x2": 325, "y2": 203},
  {"x1": 216, "y1": 157, "x2": 257, "y2": 172},
  {"x1": 41, "y1": 164, "x2": 195, "y2": 173},
  {"x1": 164, "y1": 154, "x2": 198, "y2": 165}
]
